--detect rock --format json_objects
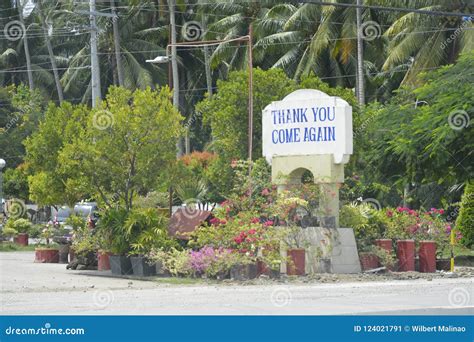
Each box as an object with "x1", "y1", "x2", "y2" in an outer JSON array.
[
  {"x1": 259, "y1": 274, "x2": 269, "y2": 280},
  {"x1": 445, "y1": 272, "x2": 458, "y2": 278},
  {"x1": 89, "y1": 285, "x2": 95, "y2": 288},
  {"x1": 76, "y1": 264, "x2": 87, "y2": 270}
]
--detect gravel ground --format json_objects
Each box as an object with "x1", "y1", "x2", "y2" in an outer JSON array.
[{"x1": 1, "y1": 252, "x2": 473, "y2": 315}]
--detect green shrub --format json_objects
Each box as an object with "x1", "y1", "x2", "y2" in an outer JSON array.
[
  {"x1": 134, "y1": 191, "x2": 170, "y2": 209},
  {"x1": 28, "y1": 224, "x2": 43, "y2": 238},
  {"x1": 125, "y1": 208, "x2": 179, "y2": 255},
  {"x1": 149, "y1": 248, "x2": 192, "y2": 277},
  {"x1": 95, "y1": 207, "x2": 129, "y2": 255},
  {"x1": 339, "y1": 204, "x2": 380, "y2": 251},
  {"x1": 72, "y1": 226, "x2": 98, "y2": 256},
  {"x1": 456, "y1": 182, "x2": 474, "y2": 247},
  {"x1": 65, "y1": 214, "x2": 86, "y2": 230},
  {"x1": 3, "y1": 218, "x2": 33, "y2": 237}
]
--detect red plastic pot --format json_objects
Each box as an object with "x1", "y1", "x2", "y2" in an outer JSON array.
[
  {"x1": 287, "y1": 248, "x2": 305, "y2": 276},
  {"x1": 360, "y1": 253, "x2": 380, "y2": 271},
  {"x1": 375, "y1": 239, "x2": 392, "y2": 253},
  {"x1": 419, "y1": 241, "x2": 436, "y2": 273},
  {"x1": 14, "y1": 233, "x2": 29, "y2": 246},
  {"x1": 257, "y1": 260, "x2": 270, "y2": 276},
  {"x1": 397, "y1": 240, "x2": 415, "y2": 272},
  {"x1": 97, "y1": 252, "x2": 111, "y2": 271},
  {"x1": 35, "y1": 248, "x2": 59, "y2": 263},
  {"x1": 375, "y1": 239, "x2": 394, "y2": 270}
]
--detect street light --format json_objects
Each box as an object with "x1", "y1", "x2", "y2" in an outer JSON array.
[
  {"x1": 0, "y1": 158, "x2": 6, "y2": 215},
  {"x1": 146, "y1": 31, "x2": 254, "y2": 162},
  {"x1": 145, "y1": 56, "x2": 170, "y2": 64}
]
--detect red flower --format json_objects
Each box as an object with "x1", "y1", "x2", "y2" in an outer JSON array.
[
  {"x1": 250, "y1": 217, "x2": 260, "y2": 224},
  {"x1": 386, "y1": 210, "x2": 393, "y2": 218},
  {"x1": 261, "y1": 188, "x2": 270, "y2": 196},
  {"x1": 210, "y1": 217, "x2": 220, "y2": 225},
  {"x1": 248, "y1": 229, "x2": 257, "y2": 235},
  {"x1": 263, "y1": 220, "x2": 274, "y2": 227}
]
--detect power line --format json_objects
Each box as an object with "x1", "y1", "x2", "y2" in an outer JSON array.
[{"x1": 297, "y1": 1, "x2": 474, "y2": 18}]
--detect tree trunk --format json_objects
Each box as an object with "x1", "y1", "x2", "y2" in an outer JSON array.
[
  {"x1": 16, "y1": 0, "x2": 34, "y2": 90},
  {"x1": 111, "y1": 0, "x2": 124, "y2": 87},
  {"x1": 37, "y1": 0, "x2": 63, "y2": 102}
]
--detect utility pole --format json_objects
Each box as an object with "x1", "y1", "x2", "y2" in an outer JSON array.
[
  {"x1": 356, "y1": 0, "x2": 365, "y2": 106},
  {"x1": 16, "y1": 0, "x2": 33, "y2": 90},
  {"x1": 90, "y1": 0, "x2": 101, "y2": 107},
  {"x1": 168, "y1": 0, "x2": 181, "y2": 157},
  {"x1": 248, "y1": 24, "x2": 254, "y2": 163},
  {"x1": 202, "y1": 16, "x2": 213, "y2": 98}
]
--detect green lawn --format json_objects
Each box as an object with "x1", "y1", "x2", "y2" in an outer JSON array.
[{"x1": 0, "y1": 242, "x2": 37, "y2": 252}]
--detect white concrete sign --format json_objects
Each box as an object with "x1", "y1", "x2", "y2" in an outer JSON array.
[{"x1": 262, "y1": 89, "x2": 353, "y2": 164}]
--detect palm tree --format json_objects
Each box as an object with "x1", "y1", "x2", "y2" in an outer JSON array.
[
  {"x1": 383, "y1": 0, "x2": 474, "y2": 84},
  {"x1": 36, "y1": 0, "x2": 64, "y2": 101},
  {"x1": 199, "y1": 0, "x2": 281, "y2": 74},
  {"x1": 61, "y1": 1, "x2": 168, "y2": 103}
]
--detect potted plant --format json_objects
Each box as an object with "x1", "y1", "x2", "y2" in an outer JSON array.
[
  {"x1": 126, "y1": 208, "x2": 179, "y2": 277},
  {"x1": 4, "y1": 218, "x2": 32, "y2": 246},
  {"x1": 97, "y1": 207, "x2": 133, "y2": 275},
  {"x1": 69, "y1": 226, "x2": 97, "y2": 270},
  {"x1": 278, "y1": 224, "x2": 307, "y2": 276},
  {"x1": 34, "y1": 222, "x2": 62, "y2": 263},
  {"x1": 229, "y1": 253, "x2": 258, "y2": 281},
  {"x1": 359, "y1": 246, "x2": 380, "y2": 271}
]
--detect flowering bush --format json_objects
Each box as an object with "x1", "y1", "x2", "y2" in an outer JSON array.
[
  {"x1": 188, "y1": 246, "x2": 250, "y2": 278},
  {"x1": 148, "y1": 248, "x2": 193, "y2": 277},
  {"x1": 385, "y1": 207, "x2": 461, "y2": 256},
  {"x1": 189, "y1": 209, "x2": 283, "y2": 269}
]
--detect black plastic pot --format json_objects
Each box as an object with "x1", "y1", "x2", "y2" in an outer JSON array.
[
  {"x1": 110, "y1": 255, "x2": 133, "y2": 275},
  {"x1": 58, "y1": 244, "x2": 70, "y2": 264},
  {"x1": 130, "y1": 256, "x2": 156, "y2": 277},
  {"x1": 230, "y1": 263, "x2": 258, "y2": 281}
]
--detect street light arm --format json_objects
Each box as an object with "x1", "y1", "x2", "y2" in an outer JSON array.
[{"x1": 165, "y1": 36, "x2": 251, "y2": 57}]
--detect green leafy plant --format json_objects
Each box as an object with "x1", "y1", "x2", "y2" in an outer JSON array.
[
  {"x1": 3, "y1": 218, "x2": 33, "y2": 237},
  {"x1": 456, "y1": 182, "x2": 473, "y2": 247},
  {"x1": 148, "y1": 248, "x2": 192, "y2": 277},
  {"x1": 72, "y1": 226, "x2": 98, "y2": 256},
  {"x1": 65, "y1": 214, "x2": 86, "y2": 231},
  {"x1": 95, "y1": 207, "x2": 129, "y2": 255},
  {"x1": 125, "y1": 208, "x2": 179, "y2": 256}
]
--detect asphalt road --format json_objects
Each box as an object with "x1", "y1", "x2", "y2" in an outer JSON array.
[{"x1": 1, "y1": 252, "x2": 472, "y2": 315}]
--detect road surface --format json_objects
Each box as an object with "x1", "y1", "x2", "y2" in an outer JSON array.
[{"x1": 1, "y1": 252, "x2": 472, "y2": 315}]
